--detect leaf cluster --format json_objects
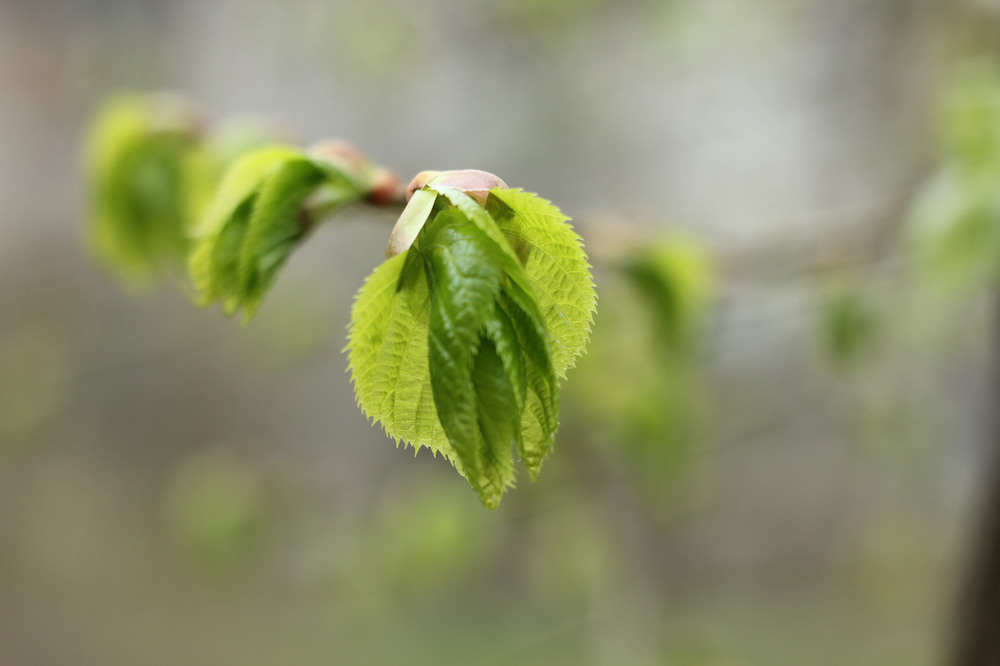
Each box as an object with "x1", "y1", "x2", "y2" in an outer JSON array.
[
  {"x1": 85, "y1": 95, "x2": 597, "y2": 509},
  {"x1": 85, "y1": 94, "x2": 272, "y2": 284},
  {"x1": 348, "y1": 183, "x2": 595, "y2": 508}
]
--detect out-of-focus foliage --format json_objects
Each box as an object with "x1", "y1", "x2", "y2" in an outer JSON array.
[
  {"x1": 84, "y1": 94, "x2": 206, "y2": 283},
  {"x1": 0, "y1": 326, "x2": 69, "y2": 454},
  {"x1": 909, "y1": 61, "x2": 1000, "y2": 291},
  {"x1": 940, "y1": 61, "x2": 1000, "y2": 178},
  {"x1": 84, "y1": 93, "x2": 387, "y2": 315},
  {"x1": 334, "y1": 483, "x2": 496, "y2": 612},
  {"x1": 348, "y1": 181, "x2": 595, "y2": 508},
  {"x1": 163, "y1": 449, "x2": 270, "y2": 575},
  {"x1": 618, "y1": 237, "x2": 715, "y2": 356},
  {"x1": 820, "y1": 283, "x2": 878, "y2": 369},
  {"x1": 566, "y1": 234, "x2": 714, "y2": 499}
]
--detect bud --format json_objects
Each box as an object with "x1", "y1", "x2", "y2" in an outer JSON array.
[
  {"x1": 146, "y1": 92, "x2": 206, "y2": 139},
  {"x1": 309, "y1": 140, "x2": 403, "y2": 206},
  {"x1": 365, "y1": 167, "x2": 404, "y2": 206},
  {"x1": 308, "y1": 139, "x2": 370, "y2": 181},
  {"x1": 388, "y1": 169, "x2": 510, "y2": 259},
  {"x1": 406, "y1": 169, "x2": 508, "y2": 207},
  {"x1": 405, "y1": 171, "x2": 440, "y2": 201}
]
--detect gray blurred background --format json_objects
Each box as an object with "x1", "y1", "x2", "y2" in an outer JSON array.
[{"x1": 0, "y1": 0, "x2": 992, "y2": 664}]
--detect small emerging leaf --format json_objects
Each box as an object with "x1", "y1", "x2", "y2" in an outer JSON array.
[
  {"x1": 238, "y1": 159, "x2": 328, "y2": 319},
  {"x1": 189, "y1": 146, "x2": 368, "y2": 319},
  {"x1": 189, "y1": 146, "x2": 300, "y2": 311}
]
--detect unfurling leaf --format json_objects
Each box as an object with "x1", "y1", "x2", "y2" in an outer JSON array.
[
  {"x1": 189, "y1": 145, "x2": 372, "y2": 320},
  {"x1": 348, "y1": 174, "x2": 595, "y2": 508}
]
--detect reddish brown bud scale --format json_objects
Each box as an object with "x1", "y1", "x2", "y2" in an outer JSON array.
[
  {"x1": 308, "y1": 139, "x2": 370, "y2": 180},
  {"x1": 405, "y1": 171, "x2": 440, "y2": 201},
  {"x1": 388, "y1": 169, "x2": 510, "y2": 259},
  {"x1": 429, "y1": 169, "x2": 508, "y2": 206},
  {"x1": 146, "y1": 93, "x2": 206, "y2": 140},
  {"x1": 405, "y1": 169, "x2": 508, "y2": 206},
  {"x1": 308, "y1": 139, "x2": 404, "y2": 206},
  {"x1": 365, "y1": 168, "x2": 404, "y2": 206}
]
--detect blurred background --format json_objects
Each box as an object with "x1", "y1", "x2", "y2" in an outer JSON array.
[{"x1": 2, "y1": 0, "x2": 999, "y2": 664}]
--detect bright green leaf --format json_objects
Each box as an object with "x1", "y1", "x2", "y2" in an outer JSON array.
[
  {"x1": 189, "y1": 146, "x2": 300, "y2": 309},
  {"x1": 348, "y1": 250, "x2": 451, "y2": 459},
  {"x1": 486, "y1": 188, "x2": 596, "y2": 375}
]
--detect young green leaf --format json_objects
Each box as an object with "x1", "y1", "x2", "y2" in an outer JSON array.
[
  {"x1": 190, "y1": 146, "x2": 369, "y2": 319},
  {"x1": 497, "y1": 291, "x2": 558, "y2": 478},
  {"x1": 188, "y1": 146, "x2": 300, "y2": 312},
  {"x1": 386, "y1": 188, "x2": 438, "y2": 259},
  {"x1": 237, "y1": 159, "x2": 337, "y2": 320},
  {"x1": 468, "y1": 338, "x2": 520, "y2": 507}
]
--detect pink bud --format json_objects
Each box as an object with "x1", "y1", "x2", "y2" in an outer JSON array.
[
  {"x1": 365, "y1": 167, "x2": 403, "y2": 206},
  {"x1": 406, "y1": 169, "x2": 508, "y2": 207},
  {"x1": 308, "y1": 139, "x2": 370, "y2": 180},
  {"x1": 405, "y1": 171, "x2": 440, "y2": 201}
]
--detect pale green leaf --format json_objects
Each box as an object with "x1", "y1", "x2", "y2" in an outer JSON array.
[
  {"x1": 347, "y1": 250, "x2": 454, "y2": 460},
  {"x1": 386, "y1": 188, "x2": 438, "y2": 258}
]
